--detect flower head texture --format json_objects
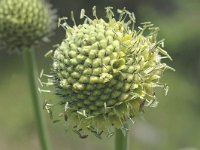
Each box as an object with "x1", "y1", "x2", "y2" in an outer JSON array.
[
  {"x1": 42, "y1": 7, "x2": 173, "y2": 137},
  {"x1": 0, "y1": 0, "x2": 56, "y2": 52}
]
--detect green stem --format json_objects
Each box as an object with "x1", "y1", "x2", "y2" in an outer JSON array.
[
  {"x1": 23, "y1": 48, "x2": 52, "y2": 150},
  {"x1": 115, "y1": 123, "x2": 128, "y2": 150}
]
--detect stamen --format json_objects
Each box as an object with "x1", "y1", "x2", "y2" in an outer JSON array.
[
  {"x1": 45, "y1": 50, "x2": 54, "y2": 58},
  {"x1": 80, "y1": 9, "x2": 85, "y2": 19},
  {"x1": 38, "y1": 87, "x2": 52, "y2": 93},
  {"x1": 105, "y1": 6, "x2": 114, "y2": 21},
  {"x1": 38, "y1": 78, "x2": 43, "y2": 87},
  {"x1": 64, "y1": 102, "x2": 69, "y2": 111},
  {"x1": 128, "y1": 117, "x2": 135, "y2": 125},
  {"x1": 58, "y1": 17, "x2": 69, "y2": 30},
  {"x1": 92, "y1": 6, "x2": 98, "y2": 19},
  {"x1": 71, "y1": 11, "x2": 77, "y2": 26}
]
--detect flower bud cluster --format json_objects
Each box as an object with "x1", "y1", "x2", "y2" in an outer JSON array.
[
  {"x1": 0, "y1": 0, "x2": 55, "y2": 52},
  {"x1": 44, "y1": 7, "x2": 173, "y2": 137}
]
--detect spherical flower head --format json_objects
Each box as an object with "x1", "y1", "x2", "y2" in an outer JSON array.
[
  {"x1": 43, "y1": 6, "x2": 173, "y2": 137},
  {"x1": 0, "y1": 0, "x2": 56, "y2": 52}
]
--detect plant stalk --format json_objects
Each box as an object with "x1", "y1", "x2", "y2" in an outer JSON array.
[
  {"x1": 23, "y1": 48, "x2": 52, "y2": 150},
  {"x1": 115, "y1": 123, "x2": 128, "y2": 150}
]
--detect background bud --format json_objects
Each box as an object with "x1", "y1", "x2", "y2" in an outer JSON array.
[{"x1": 0, "y1": 0, "x2": 56, "y2": 52}]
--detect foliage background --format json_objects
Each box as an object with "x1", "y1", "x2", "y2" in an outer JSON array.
[{"x1": 0, "y1": 0, "x2": 200, "y2": 149}]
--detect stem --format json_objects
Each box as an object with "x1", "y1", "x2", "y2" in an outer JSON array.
[
  {"x1": 115, "y1": 123, "x2": 128, "y2": 150},
  {"x1": 23, "y1": 48, "x2": 52, "y2": 150}
]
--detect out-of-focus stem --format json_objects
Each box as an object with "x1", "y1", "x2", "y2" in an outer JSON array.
[{"x1": 23, "y1": 48, "x2": 52, "y2": 150}]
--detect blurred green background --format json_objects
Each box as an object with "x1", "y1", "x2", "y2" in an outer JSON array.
[{"x1": 0, "y1": 0, "x2": 200, "y2": 150}]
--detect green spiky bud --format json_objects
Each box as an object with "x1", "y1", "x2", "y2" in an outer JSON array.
[
  {"x1": 42, "y1": 6, "x2": 173, "y2": 137},
  {"x1": 0, "y1": 0, "x2": 56, "y2": 52}
]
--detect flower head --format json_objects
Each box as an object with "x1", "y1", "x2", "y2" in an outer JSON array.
[
  {"x1": 0, "y1": 0, "x2": 56, "y2": 52},
  {"x1": 41, "y1": 6, "x2": 173, "y2": 138}
]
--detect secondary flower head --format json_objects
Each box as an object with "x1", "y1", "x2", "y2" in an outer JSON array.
[
  {"x1": 42, "y1": 6, "x2": 173, "y2": 138},
  {"x1": 0, "y1": 0, "x2": 56, "y2": 52}
]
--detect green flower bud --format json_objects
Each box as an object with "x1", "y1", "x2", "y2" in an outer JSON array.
[
  {"x1": 42, "y1": 6, "x2": 174, "y2": 138},
  {"x1": 0, "y1": 0, "x2": 56, "y2": 52}
]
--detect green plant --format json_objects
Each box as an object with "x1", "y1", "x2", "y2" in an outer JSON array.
[
  {"x1": 41, "y1": 6, "x2": 173, "y2": 150},
  {"x1": 0, "y1": 0, "x2": 56, "y2": 149}
]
